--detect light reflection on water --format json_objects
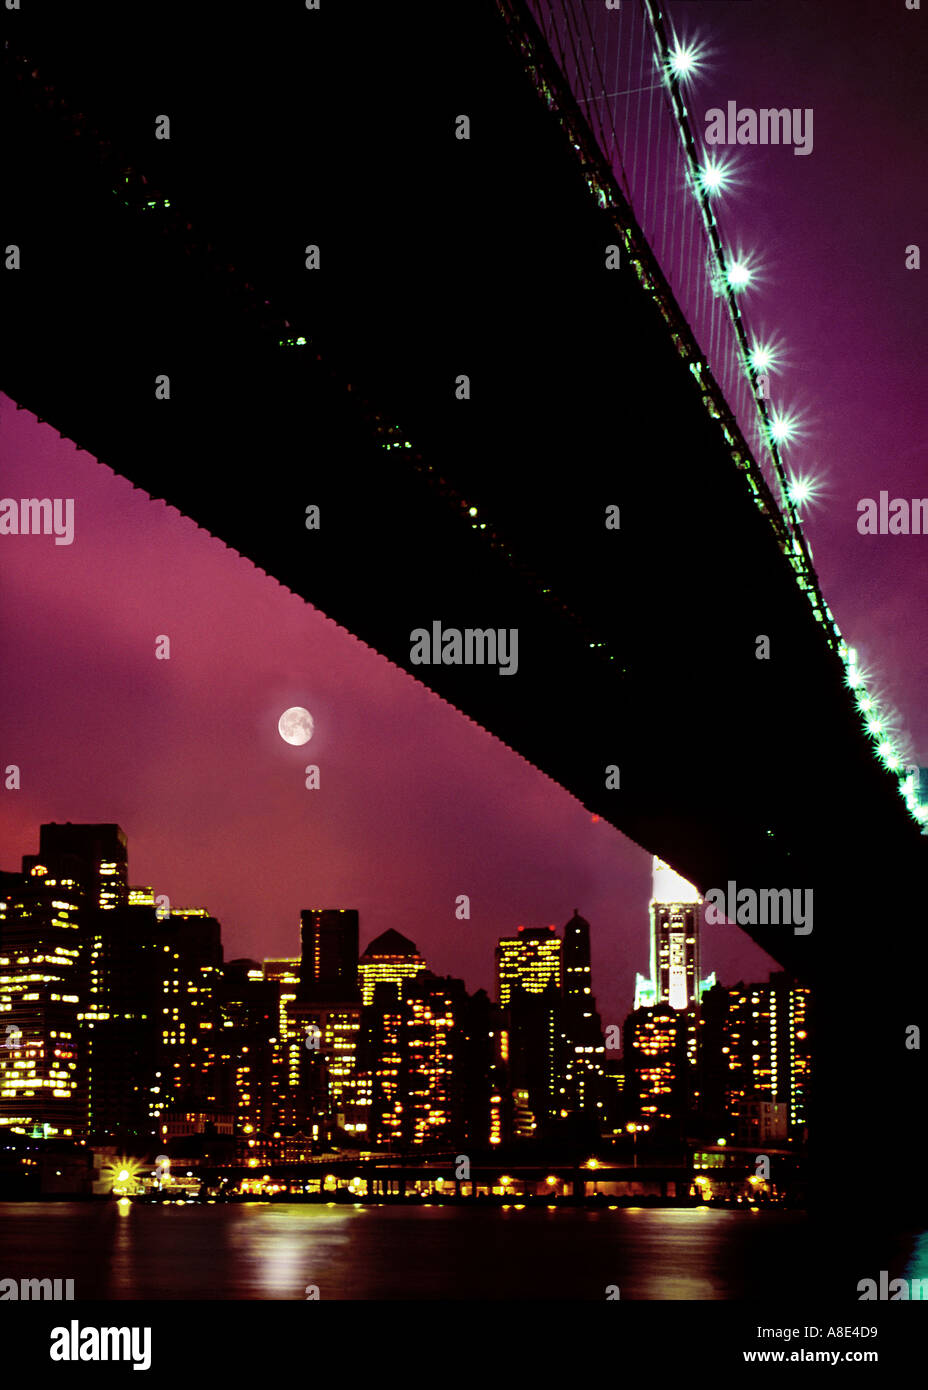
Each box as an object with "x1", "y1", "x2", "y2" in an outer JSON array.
[
  {"x1": 223, "y1": 1206, "x2": 356, "y2": 1298},
  {"x1": 0, "y1": 1201, "x2": 863, "y2": 1300}
]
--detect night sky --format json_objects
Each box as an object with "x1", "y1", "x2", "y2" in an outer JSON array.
[{"x1": 1, "y1": 0, "x2": 924, "y2": 1029}]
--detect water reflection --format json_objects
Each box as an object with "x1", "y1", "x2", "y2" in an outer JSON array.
[{"x1": 0, "y1": 1202, "x2": 830, "y2": 1300}]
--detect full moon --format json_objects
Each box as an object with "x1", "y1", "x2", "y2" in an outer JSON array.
[{"x1": 278, "y1": 706, "x2": 314, "y2": 746}]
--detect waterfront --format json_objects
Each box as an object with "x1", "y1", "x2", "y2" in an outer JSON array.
[{"x1": 0, "y1": 1202, "x2": 841, "y2": 1300}]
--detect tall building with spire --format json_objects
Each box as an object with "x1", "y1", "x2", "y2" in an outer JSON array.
[
  {"x1": 559, "y1": 910, "x2": 605, "y2": 1118},
  {"x1": 627, "y1": 860, "x2": 716, "y2": 1136}
]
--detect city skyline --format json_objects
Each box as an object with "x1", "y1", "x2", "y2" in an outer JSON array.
[
  {"x1": 2, "y1": 5, "x2": 925, "y2": 1043},
  {"x1": 0, "y1": 817, "x2": 809, "y2": 1171},
  {"x1": 1, "y1": 0, "x2": 924, "y2": 1328},
  {"x1": 0, "y1": 395, "x2": 781, "y2": 1028},
  {"x1": 0, "y1": 787, "x2": 780, "y2": 1042}
]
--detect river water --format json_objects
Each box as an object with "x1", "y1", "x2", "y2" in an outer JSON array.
[{"x1": 0, "y1": 1202, "x2": 878, "y2": 1299}]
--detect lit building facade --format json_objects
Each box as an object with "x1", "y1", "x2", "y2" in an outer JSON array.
[
  {"x1": 157, "y1": 909, "x2": 224, "y2": 1124},
  {"x1": 635, "y1": 858, "x2": 715, "y2": 1012},
  {"x1": 622, "y1": 1005, "x2": 691, "y2": 1134},
  {"x1": 496, "y1": 926, "x2": 561, "y2": 1007},
  {"x1": 360, "y1": 972, "x2": 492, "y2": 1150},
  {"x1": 262, "y1": 959, "x2": 302, "y2": 1130},
  {"x1": 217, "y1": 962, "x2": 278, "y2": 1150},
  {"x1": 501, "y1": 982, "x2": 562, "y2": 1136},
  {"x1": 559, "y1": 910, "x2": 606, "y2": 1119},
  {"x1": 698, "y1": 974, "x2": 811, "y2": 1142},
  {"x1": 82, "y1": 898, "x2": 163, "y2": 1141},
  {"x1": 293, "y1": 910, "x2": 365, "y2": 1145},
  {"x1": 291, "y1": 999, "x2": 367, "y2": 1143},
  {"x1": 23, "y1": 823, "x2": 128, "y2": 914},
  {"x1": 0, "y1": 866, "x2": 86, "y2": 1137}
]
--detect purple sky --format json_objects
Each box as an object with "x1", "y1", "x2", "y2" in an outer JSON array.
[
  {"x1": 686, "y1": 0, "x2": 928, "y2": 761},
  {"x1": 1, "y1": 0, "x2": 924, "y2": 1028}
]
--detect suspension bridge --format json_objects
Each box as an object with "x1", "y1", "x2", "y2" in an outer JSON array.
[{"x1": 2, "y1": 0, "x2": 925, "y2": 1228}]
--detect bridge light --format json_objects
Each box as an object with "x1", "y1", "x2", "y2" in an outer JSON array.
[
  {"x1": 726, "y1": 260, "x2": 753, "y2": 291},
  {"x1": 697, "y1": 155, "x2": 733, "y2": 198},
  {"x1": 785, "y1": 472, "x2": 820, "y2": 512},
  {"x1": 665, "y1": 37, "x2": 705, "y2": 86},
  {"x1": 768, "y1": 408, "x2": 801, "y2": 447},
  {"x1": 748, "y1": 339, "x2": 783, "y2": 376}
]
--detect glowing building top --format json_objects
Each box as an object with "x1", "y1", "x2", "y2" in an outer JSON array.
[
  {"x1": 358, "y1": 930, "x2": 427, "y2": 1006},
  {"x1": 635, "y1": 857, "x2": 715, "y2": 1012},
  {"x1": 650, "y1": 858, "x2": 701, "y2": 906}
]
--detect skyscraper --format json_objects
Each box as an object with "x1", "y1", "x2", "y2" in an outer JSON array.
[
  {"x1": 562, "y1": 910, "x2": 593, "y2": 1004},
  {"x1": 361, "y1": 971, "x2": 489, "y2": 1149},
  {"x1": 261, "y1": 959, "x2": 303, "y2": 1132},
  {"x1": 157, "y1": 908, "x2": 225, "y2": 1123},
  {"x1": 495, "y1": 926, "x2": 564, "y2": 1136},
  {"x1": 82, "y1": 896, "x2": 164, "y2": 1141},
  {"x1": 698, "y1": 974, "x2": 811, "y2": 1143},
  {"x1": 503, "y1": 983, "x2": 561, "y2": 1135},
  {"x1": 358, "y1": 930, "x2": 426, "y2": 1006},
  {"x1": 623, "y1": 1004, "x2": 691, "y2": 1136},
  {"x1": 23, "y1": 823, "x2": 128, "y2": 913},
  {"x1": 495, "y1": 926, "x2": 562, "y2": 1007},
  {"x1": 299, "y1": 909, "x2": 360, "y2": 1002},
  {"x1": 0, "y1": 864, "x2": 87, "y2": 1137},
  {"x1": 218, "y1": 960, "x2": 278, "y2": 1154},
  {"x1": 559, "y1": 910, "x2": 606, "y2": 1118},
  {"x1": 635, "y1": 858, "x2": 716, "y2": 1011},
  {"x1": 291, "y1": 912, "x2": 364, "y2": 1144}
]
